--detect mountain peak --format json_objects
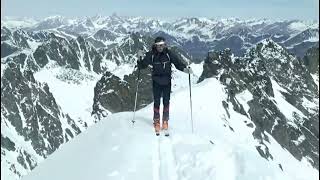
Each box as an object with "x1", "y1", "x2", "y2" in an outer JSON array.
[
  {"x1": 259, "y1": 38, "x2": 284, "y2": 50},
  {"x1": 43, "y1": 15, "x2": 65, "y2": 21}
]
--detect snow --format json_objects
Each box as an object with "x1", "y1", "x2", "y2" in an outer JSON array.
[
  {"x1": 270, "y1": 79, "x2": 307, "y2": 128},
  {"x1": 301, "y1": 97, "x2": 319, "y2": 114},
  {"x1": 1, "y1": 115, "x2": 44, "y2": 180},
  {"x1": 1, "y1": 17, "x2": 38, "y2": 29},
  {"x1": 245, "y1": 18, "x2": 273, "y2": 26},
  {"x1": 21, "y1": 78, "x2": 318, "y2": 180},
  {"x1": 1, "y1": 63, "x2": 7, "y2": 77},
  {"x1": 43, "y1": 15, "x2": 64, "y2": 21},
  {"x1": 305, "y1": 36, "x2": 319, "y2": 42},
  {"x1": 171, "y1": 67, "x2": 198, "y2": 91},
  {"x1": 16, "y1": 102, "x2": 27, "y2": 128},
  {"x1": 311, "y1": 73, "x2": 319, "y2": 91},
  {"x1": 34, "y1": 63, "x2": 101, "y2": 130},
  {"x1": 112, "y1": 64, "x2": 135, "y2": 79},
  {"x1": 288, "y1": 21, "x2": 309, "y2": 32},
  {"x1": 292, "y1": 135, "x2": 306, "y2": 146},
  {"x1": 235, "y1": 89, "x2": 254, "y2": 115},
  {"x1": 170, "y1": 62, "x2": 203, "y2": 92},
  {"x1": 106, "y1": 89, "x2": 115, "y2": 94},
  {"x1": 259, "y1": 39, "x2": 291, "y2": 63},
  {"x1": 50, "y1": 29, "x2": 77, "y2": 39},
  {"x1": 189, "y1": 62, "x2": 204, "y2": 78},
  {"x1": 26, "y1": 40, "x2": 42, "y2": 51}
]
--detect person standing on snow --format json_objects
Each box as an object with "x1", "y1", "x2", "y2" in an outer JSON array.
[{"x1": 137, "y1": 36, "x2": 193, "y2": 136}]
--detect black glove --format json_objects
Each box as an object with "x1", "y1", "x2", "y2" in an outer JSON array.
[
  {"x1": 136, "y1": 49, "x2": 145, "y2": 69},
  {"x1": 183, "y1": 66, "x2": 193, "y2": 74}
]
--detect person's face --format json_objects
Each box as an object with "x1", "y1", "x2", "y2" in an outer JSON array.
[{"x1": 155, "y1": 42, "x2": 166, "y2": 52}]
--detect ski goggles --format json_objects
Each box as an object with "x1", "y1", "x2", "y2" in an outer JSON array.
[{"x1": 155, "y1": 41, "x2": 166, "y2": 46}]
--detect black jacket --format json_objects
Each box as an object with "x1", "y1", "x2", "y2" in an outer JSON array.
[{"x1": 138, "y1": 46, "x2": 186, "y2": 85}]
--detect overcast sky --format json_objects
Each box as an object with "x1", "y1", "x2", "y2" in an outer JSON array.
[{"x1": 2, "y1": 0, "x2": 319, "y2": 20}]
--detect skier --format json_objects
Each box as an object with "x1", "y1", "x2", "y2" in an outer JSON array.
[{"x1": 137, "y1": 36, "x2": 193, "y2": 136}]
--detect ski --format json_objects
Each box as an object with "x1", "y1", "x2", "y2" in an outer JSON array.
[
  {"x1": 154, "y1": 130, "x2": 169, "y2": 136},
  {"x1": 163, "y1": 129, "x2": 169, "y2": 136}
]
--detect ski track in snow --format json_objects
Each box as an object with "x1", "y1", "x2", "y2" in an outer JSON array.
[{"x1": 158, "y1": 135, "x2": 178, "y2": 180}]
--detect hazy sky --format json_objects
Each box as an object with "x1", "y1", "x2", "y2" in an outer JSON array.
[{"x1": 2, "y1": 0, "x2": 319, "y2": 20}]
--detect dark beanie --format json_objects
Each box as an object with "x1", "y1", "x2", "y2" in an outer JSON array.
[{"x1": 154, "y1": 36, "x2": 165, "y2": 43}]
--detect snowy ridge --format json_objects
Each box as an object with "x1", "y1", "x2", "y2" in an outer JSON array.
[{"x1": 21, "y1": 78, "x2": 318, "y2": 180}]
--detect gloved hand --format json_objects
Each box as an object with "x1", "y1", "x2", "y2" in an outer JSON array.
[
  {"x1": 183, "y1": 66, "x2": 193, "y2": 74},
  {"x1": 136, "y1": 49, "x2": 145, "y2": 69}
]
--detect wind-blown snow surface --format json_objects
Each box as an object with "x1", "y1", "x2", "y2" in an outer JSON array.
[{"x1": 22, "y1": 78, "x2": 318, "y2": 180}]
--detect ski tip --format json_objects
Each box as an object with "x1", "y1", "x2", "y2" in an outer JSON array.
[{"x1": 165, "y1": 134, "x2": 170, "y2": 137}]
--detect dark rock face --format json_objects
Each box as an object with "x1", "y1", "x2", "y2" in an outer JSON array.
[
  {"x1": 70, "y1": 36, "x2": 105, "y2": 73},
  {"x1": 287, "y1": 41, "x2": 318, "y2": 59},
  {"x1": 2, "y1": 27, "x2": 106, "y2": 75},
  {"x1": 93, "y1": 29, "x2": 118, "y2": 42},
  {"x1": 1, "y1": 62, "x2": 81, "y2": 178},
  {"x1": 101, "y1": 32, "x2": 154, "y2": 65},
  {"x1": 303, "y1": 44, "x2": 319, "y2": 75},
  {"x1": 1, "y1": 135, "x2": 16, "y2": 151},
  {"x1": 199, "y1": 39, "x2": 319, "y2": 170},
  {"x1": 183, "y1": 36, "x2": 210, "y2": 62},
  {"x1": 1, "y1": 27, "x2": 31, "y2": 58},
  {"x1": 92, "y1": 68, "x2": 153, "y2": 119},
  {"x1": 210, "y1": 35, "x2": 246, "y2": 57},
  {"x1": 1, "y1": 42, "x2": 19, "y2": 58},
  {"x1": 32, "y1": 33, "x2": 82, "y2": 70}
]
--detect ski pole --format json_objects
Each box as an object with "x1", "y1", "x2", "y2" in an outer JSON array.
[
  {"x1": 132, "y1": 57, "x2": 141, "y2": 125},
  {"x1": 188, "y1": 65, "x2": 194, "y2": 133}
]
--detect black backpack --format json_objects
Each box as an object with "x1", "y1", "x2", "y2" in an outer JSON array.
[{"x1": 151, "y1": 53, "x2": 171, "y2": 72}]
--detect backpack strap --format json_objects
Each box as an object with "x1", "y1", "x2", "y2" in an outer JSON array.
[
  {"x1": 150, "y1": 52, "x2": 171, "y2": 69},
  {"x1": 151, "y1": 52, "x2": 170, "y2": 63},
  {"x1": 166, "y1": 53, "x2": 171, "y2": 62}
]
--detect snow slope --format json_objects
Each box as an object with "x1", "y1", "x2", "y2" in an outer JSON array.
[
  {"x1": 34, "y1": 62, "x2": 102, "y2": 131},
  {"x1": 21, "y1": 78, "x2": 318, "y2": 180}
]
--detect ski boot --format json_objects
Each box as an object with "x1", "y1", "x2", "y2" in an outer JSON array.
[
  {"x1": 153, "y1": 119, "x2": 160, "y2": 136},
  {"x1": 162, "y1": 120, "x2": 169, "y2": 136}
]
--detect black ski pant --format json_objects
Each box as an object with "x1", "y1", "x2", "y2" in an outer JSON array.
[{"x1": 152, "y1": 81, "x2": 171, "y2": 121}]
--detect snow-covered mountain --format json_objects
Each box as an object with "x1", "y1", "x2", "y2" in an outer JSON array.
[
  {"x1": 1, "y1": 62, "x2": 82, "y2": 179},
  {"x1": 199, "y1": 39, "x2": 319, "y2": 169},
  {"x1": 1, "y1": 15, "x2": 319, "y2": 180},
  {"x1": 3, "y1": 16, "x2": 318, "y2": 59},
  {"x1": 21, "y1": 77, "x2": 319, "y2": 180},
  {"x1": 1, "y1": 26, "x2": 108, "y2": 179}
]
